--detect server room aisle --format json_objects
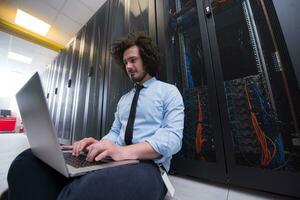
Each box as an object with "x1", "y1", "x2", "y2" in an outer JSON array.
[{"x1": 0, "y1": 134, "x2": 296, "y2": 200}]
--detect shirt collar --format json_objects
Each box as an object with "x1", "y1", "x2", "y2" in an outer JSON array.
[
  {"x1": 139, "y1": 77, "x2": 157, "y2": 88},
  {"x1": 133, "y1": 77, "x2": 156, "y2": 92}
]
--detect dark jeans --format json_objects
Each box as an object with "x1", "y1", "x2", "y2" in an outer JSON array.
[{"x1": 7, "y1": 149, "x2": 167, "y2": 200}]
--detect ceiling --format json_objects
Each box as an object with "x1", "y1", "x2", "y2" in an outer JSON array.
[
  {"x1": 0, "y1": 0, "x2": 106, "y2": 44},
  {"x1": 0, "y1": 0, "x2": 106, "y2": 79}
]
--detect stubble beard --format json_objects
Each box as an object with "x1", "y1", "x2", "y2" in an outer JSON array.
[{"x1": 129, "y1": 71, "x2": 148, "y2": 83}]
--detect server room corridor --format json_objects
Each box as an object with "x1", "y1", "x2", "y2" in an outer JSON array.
[{"x1": 0, "y1": 0, "x2": 299, "y2": 199}]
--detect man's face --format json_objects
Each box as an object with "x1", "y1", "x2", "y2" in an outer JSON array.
[{"x1": 123, "y1": 45, "x2": 149, "y2": 83}]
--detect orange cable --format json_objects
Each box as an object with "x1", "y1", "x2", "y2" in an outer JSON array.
[
  {"x1": 244, "y1": 83, "x2": 274, "y2": 166},
  {"x1": 195, "y1": 89, "x2": 206, "y2": 160}
]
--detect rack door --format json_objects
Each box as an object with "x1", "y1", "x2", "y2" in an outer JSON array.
[
  {"x1": 206, "y1": 0, "x2": 300, "y2": 197},
  {"x1": 156, "y1": 0, "x2": 227, "y2": 182}
]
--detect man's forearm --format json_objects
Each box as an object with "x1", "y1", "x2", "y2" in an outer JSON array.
[{"x1": 122, "y1": 142, "x2": 161, "y2": 160}]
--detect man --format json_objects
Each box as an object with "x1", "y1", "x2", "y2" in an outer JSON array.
[{"x1": 7, "y1": 32, "x2": 184, "y2": 200}]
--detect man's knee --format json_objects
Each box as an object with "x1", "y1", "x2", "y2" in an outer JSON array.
[{"x1": 7, "y1": 149, "x2": 33, "y2": 182}]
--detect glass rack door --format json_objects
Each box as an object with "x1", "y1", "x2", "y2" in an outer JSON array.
[
  {"x1": 156, "y1": 0, "x2": 227, "y2": 182},
  {"x1": 207, "y1": 0, "x2": 300, "y2": 197}
]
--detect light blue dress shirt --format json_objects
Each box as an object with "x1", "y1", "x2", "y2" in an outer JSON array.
[{"x1": 103, "y1": 77, "x2": 184, "y2": 171}]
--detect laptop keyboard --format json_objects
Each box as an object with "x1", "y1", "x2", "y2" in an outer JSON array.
[{"x1": 63, "y1": 152, "x2": 110, "y2": 168}]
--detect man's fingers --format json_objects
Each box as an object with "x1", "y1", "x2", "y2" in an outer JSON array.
[
  {"x1": 72, "y1": 143, "x2": 78, "y2": 156},
  {"x1": 61, "y1": 145, "x2": 73, "y2": 150},
  {"x1": 79, "y1": 142, "x2": 85, "y2": 153},
  {"x1": 86, "y1": 137, "x2": 97, "y2": 145},
  {"x1": 74, "y1": 144, "x2": 78, "y2": 156},
  {"x1": 74, "y1": 142, "x2": 83, "y2": 156},
  {"x1": 72, "y1": 138, "x2": 98, "y2": 156},
  {"x1": 71, "y1": 139, "x2": 111, "y2": 160},
  {"x1": 86, "y1": 147, "x2": 101, "y2": 161},
  {"x1": 95, "y1": 151, "x2": 109, "y2": 161}
]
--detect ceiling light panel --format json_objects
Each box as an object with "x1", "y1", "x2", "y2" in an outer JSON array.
[
  {"x1": 15, "y1": 9, "x2": 51, "y2": 36},
  {"x1": 8, "y1": 51, "x2": 32, "y2": 64}
]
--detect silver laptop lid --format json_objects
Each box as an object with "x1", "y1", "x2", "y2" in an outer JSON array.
[{"x1": 16, "y1": 72, "x2": 69, "y2": 177}]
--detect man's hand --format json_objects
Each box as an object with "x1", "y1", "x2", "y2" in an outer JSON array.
[
  {"x1": 86, "y1": 140, "x2": 161, "y2": 162},
  {"x1": 86, "y1": 140, "x2": 125, "y2": 161},
  {"x1": 71, "y1": 138, "x2": 161, "y2": 162},
  {"x1": 72, "y1": 137, "x2": 98, "y2": 156}
]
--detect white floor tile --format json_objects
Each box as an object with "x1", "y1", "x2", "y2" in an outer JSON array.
[
  {"x1": 166, "y1": 175, "x2": 228, "y2": 200},
  {"x1": 0, "y1": 134, "x2": 29, "y2": 193},
  {"x1": 228, "y1": 186, "x2": 297, "y2": 200}
]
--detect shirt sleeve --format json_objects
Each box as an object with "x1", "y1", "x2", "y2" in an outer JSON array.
[
  {"x1": 102, "y1": 98, "x2": 123, "y2": 143},
  {"x1": 145, "y1": 86, "x2": 184, "y2": 165}
]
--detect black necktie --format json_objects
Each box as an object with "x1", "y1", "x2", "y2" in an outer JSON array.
[{"x1": 125, "y1": 84, "x2": 144, "y2": 145}]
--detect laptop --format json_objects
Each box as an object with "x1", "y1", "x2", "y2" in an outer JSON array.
[{"x1": 16, "y1": 72, "x2": 139, "y2": 177}]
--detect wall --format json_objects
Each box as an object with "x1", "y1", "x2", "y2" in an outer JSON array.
[
  {"x1": 0, "y1": 97, "x2": 10, "y2": 110},
  {"x1": 273, "y1": 0, "x2": 300, "y2": 87}
]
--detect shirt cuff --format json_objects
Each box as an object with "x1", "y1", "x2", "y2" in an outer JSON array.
[
  {"x1": 145, "y1": 139, "x2": 168, "y2": 163},
  {"x1": 102, "y1": 133, "x2": 117, "y2": 144}
]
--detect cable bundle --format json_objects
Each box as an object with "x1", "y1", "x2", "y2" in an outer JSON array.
[
  {"x1": 244, "y1": 83, "x2": 277, "y2": 166},
  {"x1": 195, "y1": 90, "x2": 206, "y2": 160}
]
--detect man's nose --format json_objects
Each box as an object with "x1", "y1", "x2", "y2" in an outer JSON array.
[{"x1": 126, "y1": 62, "x2": 134, "y2": 70}]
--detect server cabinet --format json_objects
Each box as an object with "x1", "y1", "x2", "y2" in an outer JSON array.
[
  {"x1": 102, "y1": 0, "x2": 156, "y2": 135},
  {"x1": 48, "y1": 56, "x2": 59, "y2": 116},
  {"x1": 206, "y1": 0, "x2": 300, "y2": 197},
  {"x1": 44, "y1": 2, "x2": 111, "y2": 143},
  {"x1": 72, "y1": 20, "x2": 94, "y2": 141},
  {"x1": 156, "y1": 0, "x2": 227, "y2": 182},
  {"x1": 102, "y1": 0, "x2": 129, "y2": 135},
  {"x1": 45, "y1": 61, "x2": 54, "y2": 101},
  {"x1": 61, "y1": 33, "x2": 82, "y2": 144},
  {"x1": 50, "y1": 52, "x2": 66, "y2": 123},
  {"x1": 70, "y1": 1, "x2": 109, "y2": 142},
  {"x1": 55, "y1": 40, "x2": 76, "y2": 144},
  {"x1": 79, "y1": 3, "x2": 110, "y2": 141}
]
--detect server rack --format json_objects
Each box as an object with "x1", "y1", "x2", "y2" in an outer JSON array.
[
  {"x1": 48, "y1": 55, "x2": 59, "y2": 116},
  {"x1": 80, "y1": 18, "x2": 97, "y2": 140},
  {"x1": 206, "y1": 0, "x2": 300, "y2": 197},
  {"x1": 95, "y1": 3, "x2": 111, "y2": 139},
  {"x1": 44, "y1": 60, "x2": 53, "y2": 101},
  {"x1": 52, "y1": 51, "x2": 66, "y2": 125},
  {"x1": 68, "y1": 1, "x2": 111, "y2": 142},
  {"x1": 44, "y1": 1, "x2": 111, "y2": 143},
  {"x1": 81, "y1": 3, "x2": 110, "y2": 140},
  {"x1": 71, "y1": 19, "x2": 94, "y2": 141},
  {"x1": 56, "y1": 41, "x2": 75, "y2": 144},
  {"x1": 102, "y1": 0, "x2": 127, "y2": 135},
  {"x1": 156, "y1": 0, "x2": 300, "y2": 197},
  {"x1": 62, "y1": 33, "x2": 82, "y2": 144},
  {"x1": 155, "y1": 0, "x2": 227, "y2": 182}
]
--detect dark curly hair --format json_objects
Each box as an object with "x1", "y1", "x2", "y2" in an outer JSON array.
[{"x1": 111, "y1": 32, "x2": 160, "y2": 77}]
